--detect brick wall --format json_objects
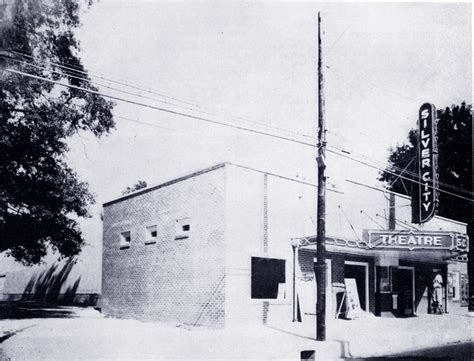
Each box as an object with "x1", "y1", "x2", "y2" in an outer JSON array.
[{"x1": 101, "y1": 166, "x2": 226, "y2": 328}]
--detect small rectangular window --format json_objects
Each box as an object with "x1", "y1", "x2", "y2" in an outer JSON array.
[
  {"x1": 175, "y1": 218, "x2": 191, "y2": 239},
  {"x1": 145, "y1": 225, "x2": 158, "y2": 244},
  {"x1": 120, "y1": 231, "x2": 131, "y2": 249},
  {"x1": 251, "y1": 257, "x2": 286, "y2": 299}
]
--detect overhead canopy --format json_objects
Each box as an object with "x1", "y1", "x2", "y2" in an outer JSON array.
[{"x1": 293, "y1": 231, "x2": 468, "y2": 264}]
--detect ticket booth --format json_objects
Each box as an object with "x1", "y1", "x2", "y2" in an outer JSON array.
[
  {"x1": 366, "y1": 229, "x2": 468, "y2": 317},
  {"x1": 292, "y1": 230, "x2": 468, "y2": 320}
]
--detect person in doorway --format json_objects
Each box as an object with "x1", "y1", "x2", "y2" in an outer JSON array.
[{"x1": 432, "y1": 272, "x2": 444, "y2": 314}]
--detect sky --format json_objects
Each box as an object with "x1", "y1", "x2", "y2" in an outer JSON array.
[{"x1": 65, "y1": 1, "x2": 472, "y2": 254}]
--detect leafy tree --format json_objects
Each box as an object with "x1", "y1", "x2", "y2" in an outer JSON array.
[
  {"x1": 379, "y1": 103, "x2": 472, "y2": 224},
  {"x1": 0, "y1": 0, "x2": 114, "y2": 264},
  {"x1": 122, "y1": 180, "x2": 148, "y2": 195}
]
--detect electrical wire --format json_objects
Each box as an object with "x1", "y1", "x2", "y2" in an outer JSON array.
[
  {"x1": 395, "y1": 218, "x2": 420, "y2": 231},
  {"x1": 360, "y1": 210, "x2": 385, "y2": 230},
  {"x1": 327, "y1": 147, "x2": 473, "y2": 202},
  {"x1": 5, "y1": 67, "x2": 317, "y2": 147},
  {"x1": 325, "y1": 62, "x2": 417, "y2": 102},
  {"x1": 9, "y1": 50, "x2": 202, "y2": 107},
  {"x1": 326, "y1": 25, "x2": 350, "y2": 54},
  {"x1": 6, "y1": 51, "x2": 316, "y2": 141},
  {"x1": 115, "y1": 115, "x2": 219, "y2": 138},
  {"x1": 375, "y1": 213, "x2": 420, "y2": 232},
  {"x1": 330, "y1": 140, "x2": 473, "y2": 197},
  {"x1": 338, "y1": 205, "x2": 361, "y2": 241},
  {"x1": 325, "y1": 69, "x2": 473, "y2": 197},
  {"x1": 8, "y1": 51, "x2": 472, "y2": 197},
  {"x1": 6, "y1": 66, "x2": 473, "y2": 203},
  {"x1": 328, "y1": 67, "x2": 399, "y2": 121},
  {"x1": 7, "y1": 51, "x2": 472, "y2": 197}
]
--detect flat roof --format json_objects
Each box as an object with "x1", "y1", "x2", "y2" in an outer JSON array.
[
  {"x1": 103, "y1": 161, "x2": 341, "y2": 207},
  {"x1": 103, "y1": 163, "x2": 467, "y2": 229},
  {"x1": 103, "y1": 163, "x2": 227, "y2": 207}
]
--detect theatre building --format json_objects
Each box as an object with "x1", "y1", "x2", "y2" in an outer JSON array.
[{"x1": 101, "y1": 162, "x2": 469, "y2": 328}]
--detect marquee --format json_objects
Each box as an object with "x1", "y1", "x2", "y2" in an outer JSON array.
[{"x1": 364, "y1": 230, "x2": 468, "y2": 252}]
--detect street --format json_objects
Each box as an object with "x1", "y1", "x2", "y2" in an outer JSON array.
[
  {"x1": 0, "y1": 306, "x2": 472, "y2": 360},
  {"x1": 361, "y1": 341, "x2": 473, "y2": 360}
]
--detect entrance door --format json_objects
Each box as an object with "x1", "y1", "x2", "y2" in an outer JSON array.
[
  {"x1": 344, "y1": 261, "x2": 369, "y2": 311},
  {"x1": 392, "y1": 267, "x2": 415, "y2": 317}
]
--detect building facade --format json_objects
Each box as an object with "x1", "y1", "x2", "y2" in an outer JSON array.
[{"x1": 101, "y1": 163, "x2": 469, "y2": 328}]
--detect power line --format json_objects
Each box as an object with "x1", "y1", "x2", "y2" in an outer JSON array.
[
  {"x1": 8, "y1": 51, "x2": 471, "y2": 195},
  {"x1": 2, "y1": 56, "x2": 318, "y2": 146},
  {"x1": 334, "y1": 145, "x2": 460, "y2": 195},
  {"x1": 325, "y1": 67, "x2": 473, "y2": 196},
  {"x1": 338, "y1": 205, "x2": 361, "y2": 241},
  {"x1": 328, "y1": 147, "x2": 473, "y2": 202},
  {"x1": 384, "y1": 156, "x2": 413, "y2": 197},
  {"x1": 9, "y1": 50, "x2": 202, "y2": 108},
  {"x1": 1, "y1": 53, "x2": 283, "y2": 136},
  {"x1": 3, "y1": 54, "x2": 224, "y2": 117},
  {"x1": 325, "y1": 61, "x2": 417, "y2": 102},
  {"x1": 330, "y1": 140, "x2": 473, "y2": 197},
  {"x1": 375, "y1": 213, "x2": 420, "y2": 231},
  {"x1": 6, "y1": 51, "x2": 316, "y2": 141},
  {"x1": 8, "y1": 52, "x2": 472, "y2": 196},
  {"x1": 7, "y1": 67, "x2": 473, "y2": 203},
  {"x1": 225, "y1": 162, "x2": 345, "y2": 193},
  {"x1": 326, "y1": 25, "x2": 350, "y2": 54},
  {"x1": 6, "y1": 67, "x2": 317, "y2": 147},
  {"x1": 327, "y1": 67, "x2": 400, "y2": 121},
  {"x1": 360, "y1": 210, "x2": 385, "y2": 230},
  {"x1": 386, "y1": 156, "x2": 416, "y2": 190},
  {"x1": 395, "y1": 218, "x2": 420, "y2": 231},
  {"x1": 115, "y1": 115, "x2": 218, "y2": 139}
]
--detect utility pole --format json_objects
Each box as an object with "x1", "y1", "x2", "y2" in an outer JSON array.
[{"x1": 315, "y1": 11, "x2": 327, "y2": 342}]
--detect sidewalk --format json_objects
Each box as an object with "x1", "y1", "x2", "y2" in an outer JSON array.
[
  {"x1": 0, "y1": 317, "x2": 339, "y2": 360},
  {"x1": 0, "y1": 307, "x2": 472, "y2": 360},
  {"x1": 337, "y1": 314, "x2": 473, "y2": 357},
  {"x1": 276, "y1": 311, "x2": 473, "y2": 358}
]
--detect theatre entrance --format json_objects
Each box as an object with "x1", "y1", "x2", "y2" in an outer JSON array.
[
  {"x1": 392, "y1": 266, "x2": 415, "y2": 317},
  {"x1": 344, "y1": 261, "x2": 369, "y2": 311}
]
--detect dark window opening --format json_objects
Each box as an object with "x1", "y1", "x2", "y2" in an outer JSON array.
[
  {"x1": 376, "y1": 266, "x2": 391, "y2": 293},
  {"x1": 151, "y1": 230, "x2": 157, "y2": 238},
  {"x1": 120, "y1": 231, "x2": 131, "y2": 249},
  {"x1": 251, "y1": 257, "x2": 285, "y2": 299},
  {"x1": 175, "y1": 218, "x2": 191, "y2": 239}
]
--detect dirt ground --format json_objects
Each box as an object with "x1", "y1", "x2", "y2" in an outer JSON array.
[{"x1": 0, "y1": 305, "x2": 472, "y2": 360}]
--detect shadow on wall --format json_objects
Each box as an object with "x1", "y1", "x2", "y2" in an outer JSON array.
[
  {"x1": 22, "y1": 260, "x2": 77, "y2": 304},
  {"x1": 19, "y1": 260, "x2": 97, "y2": 306}
]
